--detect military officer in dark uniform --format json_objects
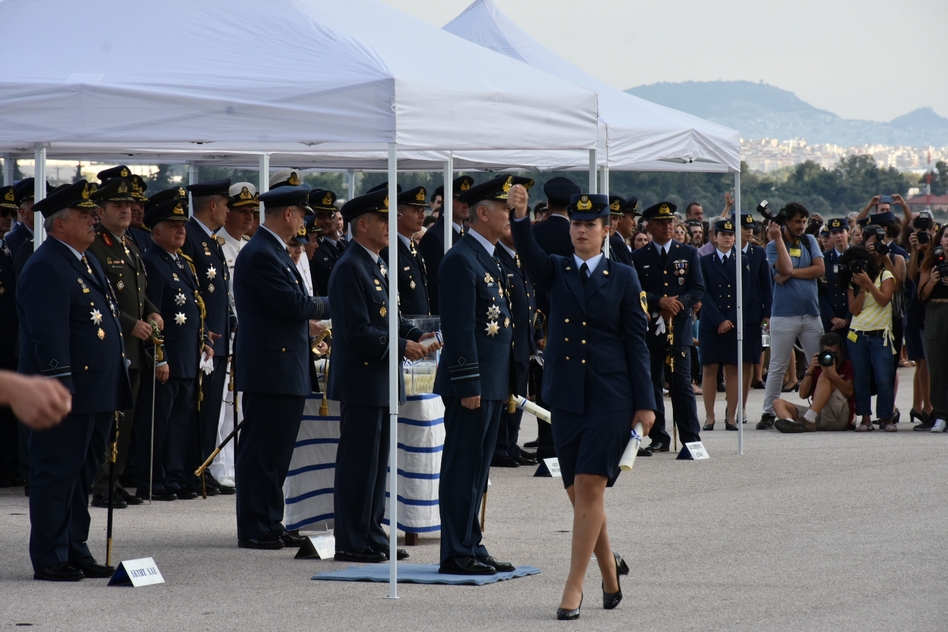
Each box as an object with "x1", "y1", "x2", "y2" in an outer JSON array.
[
  {"x1": 383, "y1": 185, "x2": 430, "y2": 316},
  {"x1": 234, "y1": 184, "x2": 330, "y2": 550},
  {"x1": 18, "y1": 181, "x2": 132, "y2": 581},
  {"x1": 182, "y1": 179, "x2": 232, "y2": 495},
  {"x1": 96, "y1": 166, "x2": 151, "y2": 253},
  {"x1": 630, "y1": 201, "x2": 705, "y2": 458},
  {"x1": 136, "y1": 199, "x2": 209, "y2": 501},
  {"x1": 820, "y1": 218, "x2": 852, "y2": 337},
  {"x1": 307, "y1": 189, "x2": 342, "y2": 297},
  {"x1": 5, "y1": 178, "x2": 42, "y2": 256},
  {"x1": 0, "y1": 189, "x2": 20, "y2": 487},
  {"x1": 85, "y1": 177, "x2": 163, "y2": 508},
  {"x1": 419, "y1": 174, "x2": 474, "y2": 315},
  {"x1": 328, "y1": 188, "x2": 436, "y2": 563},
  {"x1": 492, "y1": 205, "x2": 541, "y2": 468},
  {"x1": 607, "y1": 196, "x2": 634, "y2": 267},
  {"x1": 435, "y1": 175, "x2": 528, "y2": 576}
]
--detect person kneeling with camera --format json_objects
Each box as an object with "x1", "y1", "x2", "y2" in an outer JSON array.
[
  {"x1": 773, "y1": 333, "x2": 854, "y2": 432},
  {"x1": 840, "y1": 245, "x2": 898, "y2": 432}
]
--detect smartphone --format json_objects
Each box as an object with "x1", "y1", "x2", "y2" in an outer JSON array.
[{"x1": 879, "y1": 195, "x2": 893, "y2": 204}]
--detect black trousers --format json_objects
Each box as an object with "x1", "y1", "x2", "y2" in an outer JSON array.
[
  {"x1": 648, "y1": 344, "x2": 701, "y2": 446},
  {"x1": 29, "y1": 411, "x2": 111, "y2": 571},
  {"x1": 134, "y1": 377, "x2": 196, "y2": 494},
  {"x1": 333, "y1": 403, "x2": 389, "y2": 553},
  {"x1": 496, "y1": 358, "x2": 529, "y2": 458},
  {"x1": 439, "y1": 397, "x2": 502, "y2": 563},
  {"x1": 92, "y1": 368, "x2": 140, "y2": 495},
  {"x1": 235, "y1": 393, "x2": 304, "y2": 541}
]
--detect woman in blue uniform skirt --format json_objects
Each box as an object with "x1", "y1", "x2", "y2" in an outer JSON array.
[{"x1": 510, "y1": 187, "x2": 655, "y2": 620}]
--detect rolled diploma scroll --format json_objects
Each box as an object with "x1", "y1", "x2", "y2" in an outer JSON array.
[
  {"x1": 418, "y1": 330, "x2": 443, "y2": 350},
  {"x1": 316, "y1": 319, "x2": 332, "y2": 330},
  {"x1": 510, "y1": 395, "x2": 551, "y2": 424},
  {"x1": 618, "y1": 423, "x2": 645, "y2": 472}
]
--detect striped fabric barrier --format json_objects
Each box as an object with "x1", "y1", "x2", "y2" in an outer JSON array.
[{"x1": 283, "y1": 394, "x2": 445, "y2": 534}]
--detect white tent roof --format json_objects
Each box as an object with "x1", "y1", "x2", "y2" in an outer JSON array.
[
  {"x1": 443, "y1": 0, "x2": 741, "y2": 172},
  {"x1": 0, "y1": 0, "x2": 598, "y2": 156}
]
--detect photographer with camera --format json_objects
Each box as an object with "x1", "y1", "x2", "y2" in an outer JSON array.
[
  {"x1": 905, "y1": 212, "x2": 935, "y2": 428},
  {"x1": 839, "y1": 244, "x2": 897, "y2": 432},
  {"x1": 756, "y1": 202, "x2": 826, "y2": 429},
  {"x1": 773, "y1": 333, "x2": 854, "y2": 432},
  {"x1": 918, "y1": 224, "x2": 948, "y2": 432}
]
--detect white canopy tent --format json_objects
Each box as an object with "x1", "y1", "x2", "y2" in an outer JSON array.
[{"x1": 0, "y1": 0, "x2": 602, "y2": 596}]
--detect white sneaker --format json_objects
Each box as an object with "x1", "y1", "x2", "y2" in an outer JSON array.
[{"x1": 931, "y1": 419, "x2": 947, "y2": 433}]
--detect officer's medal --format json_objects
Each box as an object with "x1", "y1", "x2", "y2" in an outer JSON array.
[
  {"x1": 487, "y1": 305, "x2": 501, "y2": 319},
  {"x1": 174, "y1": 312, "x2": 187, "y2": 325},
  {"x1": 485, "y1": 321, "x2": 500, "y2": 337},
  {"x1": 175, "y1": 291, "x2": 187, "y2": 306}
]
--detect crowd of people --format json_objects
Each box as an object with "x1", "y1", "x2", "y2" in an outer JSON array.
[{"x1": 1, "y1": 167, "x2": 946, "y2": 621}]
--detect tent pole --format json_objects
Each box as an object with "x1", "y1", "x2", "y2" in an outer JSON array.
[
  {"x1": 258, "y1": 154, "x2": 270, "y2": 224},
  {"x1": 601, "y1": 166, "x2": 610, "y2": 258},
  {"x1": 347, "y1": 170, "x2": 356, "y2": 241},
  {"x1": 33, "y1": 144, "x2": 47, "y2": 247},
  {"x1": 443, "y1": 158, "x2": 454, "y2": 252},
  {"x1": 386, "y1": 142, "x2": 399, "y2": 599},
  {"x1": 2, "y1": 153, "x2": 13, "y2": 186},
  {"x1": 734, "y1": 170, "x2": 744, "y2": 456},
  {"x1": 588, "y1": 149, "x2": 597, "y2": 194},
  {"x1": 187, "y1": 161, "x2": 198, "y2": 218}
]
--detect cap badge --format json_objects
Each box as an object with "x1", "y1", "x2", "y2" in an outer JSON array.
[
  {"x1": 323, "y1": 192, "x2": 333, "y2": 206},
  {"x1": 298, "y1": 226, "x2": 306, "y2": 237},
  {"x1": 576, "y1": 196, "x2": 592, "y2": 211},
  {"x1": 173, "y1": 203, "x2": 185, "y2": 216},
  {"x1": 460, "y1": 180, "x2": 471, "y2": 192},
  {"x1": 416, "y1": 188, "x2": 426, "y2": 202},
  {"x1": 118, "y1": 182, "x2": 129, "y2": 194},
  {"x1": 724, "y1": 220, "x2": 733, "y2": 230},
  {"x1": 610, "y1": 200, "x2": 621, "y2": 212},
  {"x1": 382, "y1": 196, "x2": 389, "y2": 210},
  {"x1": 288, "y1": 172, "x2": 301, "y2": 186},
  {"x1": 239, "y1": 186, "x2": 253, "y2": 201},
  {"x1": 82, "y1": 183, "x2": 94, "y2": 199},
  {"x1": 3, "y1": 189, "x2": 13, "y2": 202},
  {"x1": 659, "y1": 204, "x2": 671, "y2": 215},
  {"x1": 120, "y1": 167, "x2": 129, "y2": 177},
  {"x1": 502, "y1": 176, "x2": 513, "y2": 193}
]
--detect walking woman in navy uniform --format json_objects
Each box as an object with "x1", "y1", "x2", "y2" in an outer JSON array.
[{"x1": 511, "y1": 186, "x2": 655, "y2": 620}]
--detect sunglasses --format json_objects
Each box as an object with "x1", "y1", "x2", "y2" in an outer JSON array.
[{"x1": 0, "y1": 209, "x2": 16, "y2": 218}]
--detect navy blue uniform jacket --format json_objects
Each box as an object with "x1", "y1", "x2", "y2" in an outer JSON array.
[
  {"x1": 698, "y1": 251, "x2": 749, "y2": 331},
  {"x1": 433, "y1": 234, "x2": 513, "y2": 401},
  {"x1": 141, "y1": 246, "x2": 204, "y2": 380},
  {"x1": 310, "y1": 237, "x2": 344, "y2": 297},
  {"x1": 630, "y1": 240, "x2": 704, "y2": 347},
  {"x1": 418, "y1": 215, "x2": 461, "y2": 315},
  {"x1": 234, "y1": 229, "x2": 328, "y2": 396},
  {"x1": 609, "y1": 232, "x2": 634, "y2": 266},
  {"x1": 381, "y1": 235, "x2": 429, "y2": 317},
  {"x1": 744, "y1": 243, "x2": 773, "y2": 325},
  {"x1": 512, "y1": 218, "x2": 655, "y2": 416},
  {"x1": 181, "y1": 218, "x2": 230, "y2": 357},
  {"x1": 17, "y1": 238, "x2": 131, "y2": 414},
  {"x1": 327, "y1": 242, "x2": 422, "y2": 406}
]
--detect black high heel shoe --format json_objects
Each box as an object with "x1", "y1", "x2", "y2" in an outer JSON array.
[
  {"x1": 910, "y1": 408, "x2": 930, "y2": 424},
  {"x1": 603, "y1": 552, "x2": 628, "y2": 610},
  {"x1": 556, "y1": 594, "x2": 583, "y2": 620}
]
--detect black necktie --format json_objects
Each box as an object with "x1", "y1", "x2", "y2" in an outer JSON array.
[
  {"x1": 722, "y1": 254, "x2": 729, "y2": 266},
  {"x1": 660, "y1": 247, "x2": 667, "y2": 266},
  {"x1": 580, "y1": 262, "x2": 589, "y2": 285}
]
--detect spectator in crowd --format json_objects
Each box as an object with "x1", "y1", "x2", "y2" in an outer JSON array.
[
  {"x1": 757, "y1": 203, "x2": 825, "y2": 429},
  {"x1": 773, "y1": 333, "x2": 855, "y2": 432},
  {"x1": 673, "y1": 219, "x2": 688, "y2": 244},
  {"x1": 840, "y1": 246, "x2": 897, "y2": 432},
  {"x1": 687, "y1": 220, "x2": 704, "y2": 248},
  {"x1": 631, "y1": 229, "x2": 649, "y2": 250},
  {"x1": 850, "y1": 224, "x2": 863, "y2": 247},
  {"x1": 906, "y1": 220, "x2": 934, "y2": 428},
  {"x1": 918, "y1": 224, "x2": 948, "y2": 432}
]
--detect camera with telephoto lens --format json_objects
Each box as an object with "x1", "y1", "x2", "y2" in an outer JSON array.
[
  {"x1": 935, "y1": 246, "x2": 948, "y2": 278},
  {"x1": 838, "y1": 258, "x2": 867, "y2": 291},
  {"x1": 818, "y1": 350, "x2": 838, "y2": 367},
  {"x1": 756, "y1": 200, "x2": 786, "y2": 226},
  {"x1": 865, "y1": 225, "x2": 889, "y2": 256}
]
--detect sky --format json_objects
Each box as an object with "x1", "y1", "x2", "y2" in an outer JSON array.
[{"x1": 379, "y1": 0, "x2": 948, "y2": 123}]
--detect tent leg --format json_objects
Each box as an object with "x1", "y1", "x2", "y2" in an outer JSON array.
[
  {"x1": 2, "y1": 153, "x2": 13, "y2": 186},
  {"x1": 258, "y1": 154, "x2": 270, "y2": 224},
  {"x1": 443, "y1": 158, "x2": 454, "y2": 252},
  {"x1": 187, "y1": 161, "x2": 199, "y2": 218},
  {"x1": 33, "y1": 144, "x2": 47, "y2": 247},
  {"x1": 588, "y1": 149, "x2": 597, "y2": 193},
  {"x1": 386, "y1": 142, "x2": 399, "y2": 600},
  {"x1": 601, "y1": 166, "x2": 610, "y2": 258},
  {"x1": 734, "y1": 170, "x2": 744, "y2": 456}
]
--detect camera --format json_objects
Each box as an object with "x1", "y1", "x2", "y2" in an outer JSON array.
[
  {"x1": 756, "y1": 200, "x2": 786, "y2": 226},
  {"x1": 838, "y1": 258, "x2": 867, "y2": 290},
  {"x1": 935, "y1": 246, "x2": 948, "y2": 278},
  {"x1": 917, "y1": 231, "x2": 930, "y2": 245},
  {"x1": 818, "y1": 350, "x2": 837, "y2": 367},
  {"x1": 913, "y1": 211, "x2": 933, "y2": 231},
  {"x1": 864, "y1": 225, "x2": 889, "y2": 256}
]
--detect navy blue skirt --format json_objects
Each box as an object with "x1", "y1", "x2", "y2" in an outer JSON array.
[
  {"x1": 698, "y1": 325, "x2": 762, "y2": 366},
  {"x1": 551, "y1": 408, "x2": 633, "y2": 489}
]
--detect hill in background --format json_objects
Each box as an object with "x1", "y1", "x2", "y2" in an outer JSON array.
[{"x1": 625, "y1": 80, "x2": 948, "y2": 147}]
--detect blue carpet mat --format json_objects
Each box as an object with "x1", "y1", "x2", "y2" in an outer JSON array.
[{"x1": 312, "y1": 564, "x2": 540, "y2": 585}]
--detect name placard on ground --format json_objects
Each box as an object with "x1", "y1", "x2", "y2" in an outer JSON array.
[
  {"x1": 295, "y1": 534, "x2": 336, "y2": 560},
  {"x1": 108, "y1": 557, "x2": 164, "y2": 587},
  {"x1": 542, "y1": 457, "x2": 562, "y2": 478},
  {"x1": 685, "y1": 441, "x2": 710, "y2": 460}
]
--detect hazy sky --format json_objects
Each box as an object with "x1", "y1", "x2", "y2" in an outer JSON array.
[{"x1": 380, "y1": 0, "x2": 947, "y2": 123}]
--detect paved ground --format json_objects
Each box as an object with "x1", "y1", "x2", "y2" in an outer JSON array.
[{"x1": 1, "y1": 368, "x2": 946, "y2": 631}]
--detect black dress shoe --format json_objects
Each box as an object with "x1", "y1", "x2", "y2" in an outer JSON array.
[
  {"x1": 490, "y1": 455, "x2": 519, "y2": 468},
  {"x1": 34, "y1": 562, "x2": 84, "y2": 582},
  {"x1": 139, "y1": 489, "x2": 177, "y2": 501},
  {"x1": 518, "y1": 447, "x2": 537, "y2": 459},
  {"x1": 238, "y1": 533, "x2": 285, "y2": 550},
  {"x1": 636, "y1": 446, "x2": 652, "y2": 457},
  {"x1": 279, "y1": 532, "x2": 308, "y2": 548},
  {"x1": 204, "y1": 473, "x2": 234, "y2": 494},
  {"x1": 523, "y1": 439, "x2": 539, "y2": 448},
  {"x1": 117, "y1": 488, "x2": 144, "y2": 505},
  {"x1": 649, "y1": 442, "x2": 669, "y2": 453},
  {"x1": 479, "y1": 555, "x2": 515, "y2": 572},
  {"x1": 175, "y1": 486, "x2": 199, "y2": 500},
  {"x1": 91, "y1": 491, "x2": 127, "y2": 509},
  {"x1": 377, "y1": 548, "x2": 410, "y2": 561},
  {"x1": 439, "y1": 556, "x2": 497, "y2": 575},
  {"x1": 334, "y1": 549, "x2": 386, "y2": 563},
  {"x1": 556, "y1": 594, "x2": 583, "y2": 620},
  {"x1": 72, "y1": 556, "x2": 115, "y2": 578},
  {"x1": 513, "y1": 454, "x2": 538, "y2": 466}
]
